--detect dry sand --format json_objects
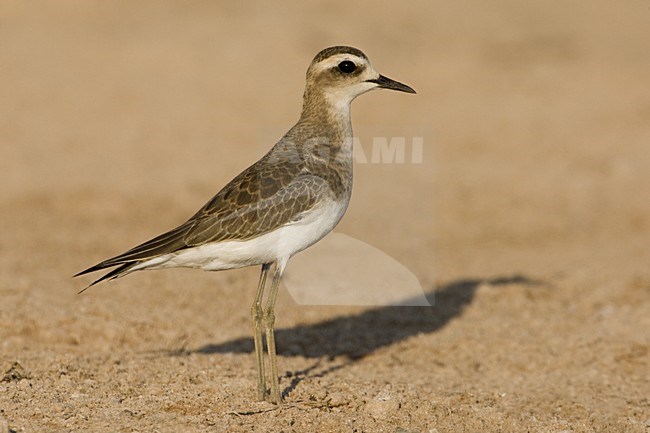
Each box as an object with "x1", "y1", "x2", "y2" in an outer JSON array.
[{"x1": 1, "y1": 1, "x2": 649, "y2": 432}]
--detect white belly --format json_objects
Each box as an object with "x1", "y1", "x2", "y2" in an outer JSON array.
[{"x1": 132, "y1": 199, "x2": 348, "y2": 272}]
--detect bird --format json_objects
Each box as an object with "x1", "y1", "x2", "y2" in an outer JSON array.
[{"x1": 75, "y1": 46, "x2": 415, "y2": 404}]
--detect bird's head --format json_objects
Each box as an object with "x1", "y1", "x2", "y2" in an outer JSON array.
[{"x1": 304, "y1": 46, "x2": 416, "y2": 112}]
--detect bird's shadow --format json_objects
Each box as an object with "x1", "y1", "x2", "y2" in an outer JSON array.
[
  {"x1": 176, "y1": 274, "x2": 542, "y2": 398},
  {"x1": 192, "y1": 274, "x2": 542, "y2": 360}
]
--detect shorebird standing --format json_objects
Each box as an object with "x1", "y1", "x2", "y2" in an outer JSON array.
[{"x1": 76, "y1": 46, "x2": 415, "y2": 404}]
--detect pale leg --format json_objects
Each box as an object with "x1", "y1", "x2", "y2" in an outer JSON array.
[
  {"x1": 263, "y1": 259, "x2": 286, "y2": 404},
  {"x1": 250, "y1": 263, "x2": 271, "y2": 401}
]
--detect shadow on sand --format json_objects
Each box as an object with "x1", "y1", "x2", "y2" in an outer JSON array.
[
  {"x1": 180, "y1": 274, "x2": 543, "y2": 398},
  {"x1": 193, "y1": 274, "x2": 542, "y2": 360}
]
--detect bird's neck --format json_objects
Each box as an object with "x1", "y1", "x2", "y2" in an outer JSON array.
[
  {"x1": 291, "y1": 88, "x2": 354, "y2": 156},
  {"x1": 273, "y1": 89, "x2": 354, "y2": 202}
]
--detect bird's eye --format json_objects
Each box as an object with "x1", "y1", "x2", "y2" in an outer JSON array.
[{"x1": 337, "y1": 60, "x2": 356, "y2": 74}]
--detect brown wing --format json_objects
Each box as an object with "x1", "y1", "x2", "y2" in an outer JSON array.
[{"x1": 75, "y1": 154, "x2": 332, "y2": 279}]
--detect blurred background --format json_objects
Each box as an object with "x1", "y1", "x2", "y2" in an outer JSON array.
[
  {"x1": 1, "y1": 1, "x2": 649, "y2": 431},
  {"x1": 2, "y1": 1, "x2": 649, "y2": 284}
]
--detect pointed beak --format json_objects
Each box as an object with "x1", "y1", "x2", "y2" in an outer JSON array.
[{"x1": 367, "y1": 74, "x2": 416, "y2": 94}]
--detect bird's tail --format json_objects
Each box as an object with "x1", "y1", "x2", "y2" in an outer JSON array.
[{"x1": 75, "y1": 262, "x2": 138, "y2": 294}]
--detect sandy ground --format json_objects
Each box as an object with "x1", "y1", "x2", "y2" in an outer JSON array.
[{"x1": 1, "y1": 1, "x2": 649, "y2": 432}]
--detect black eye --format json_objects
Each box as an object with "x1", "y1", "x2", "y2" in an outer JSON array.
[{"x1": 337, "y1": 60, "x2": 356, "y2": 74}]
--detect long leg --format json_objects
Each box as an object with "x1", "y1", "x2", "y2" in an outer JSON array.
[
  {"x1": 263, "y1": 259, "x2": 287, "y2": 404},
  {"x1": 251, "y1": 263, "x2": 271, "y2": 401}
]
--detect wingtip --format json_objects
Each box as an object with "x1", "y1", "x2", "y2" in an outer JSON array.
[
  {"x1": 74, "y1": 259, "x2": 121, "y2": 279},
  {"x1": 76, "y1": 273, "x2": 105, "y2": 294},
  {"x1": 77, "y1": 283, "x2": 93, "y2": 295},
  {"x1": 75, "y1": 262, "x2": 136, "y2": 294},
  {"x1": 73, "y1": 270, "x2": 89, "y2": 278},
  {"x1": 73, "y1": 264, "x2": 103, "y2": 278}
]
